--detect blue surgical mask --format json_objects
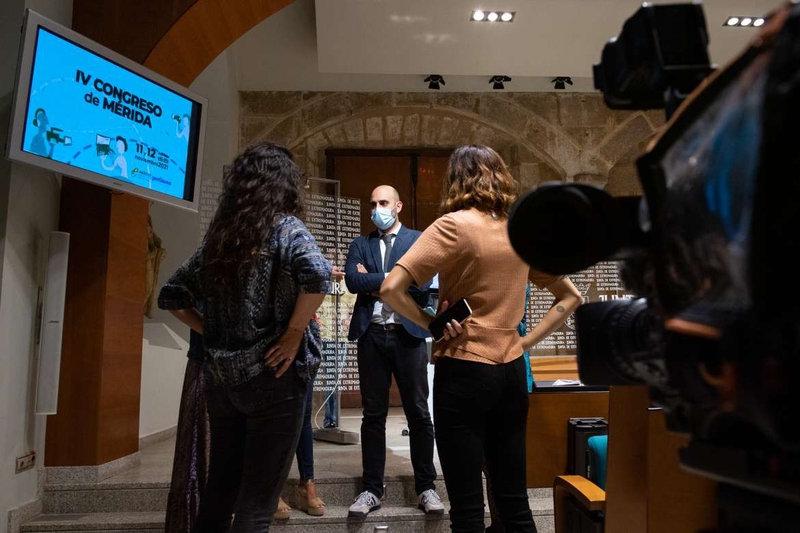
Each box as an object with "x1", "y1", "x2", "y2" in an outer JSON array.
[{"x1": 371, "y1": 207, "x2": 396, "y2": 231}]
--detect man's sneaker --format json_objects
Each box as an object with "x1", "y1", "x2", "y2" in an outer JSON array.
[
  {"x1": 418, "y1": 489, "x2": 445, "y2": 514},
  {"x1": 348, "y1": 490, "x2": 381, "y2": 518}
]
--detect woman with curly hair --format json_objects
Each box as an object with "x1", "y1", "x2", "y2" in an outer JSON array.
[
  {"x1": 159, "y1": 142, "x2": 331, "y2": 532},
  {"x1": 382, "y1": 145, "x2": 582, "y2": 532}
]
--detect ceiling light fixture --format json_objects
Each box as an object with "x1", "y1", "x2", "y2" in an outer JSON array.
[
  {"x1": 424, "y1": 75, "x2": 445, "y2": 90},
  {"x1": 471, "y1": 10, "x2": 515, "y2": 22},
  {"x1": 551, "y1": 76, "x2": 573, "y2": 90},
  {"x1": 724, "y1": 15, "x2": 766, "y2": 27},
  {"x1": 489, "y1": 75, "x2": 512, "y2": 90}
]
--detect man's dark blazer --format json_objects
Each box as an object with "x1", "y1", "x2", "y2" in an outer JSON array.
[{"x1": 344, "y1": 225, "x2": 431, "y2": 341}]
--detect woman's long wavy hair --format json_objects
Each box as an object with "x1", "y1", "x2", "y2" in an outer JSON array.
[
  {"x1": 202, "y1": 142, "x2": 304, "y2": 300},
  {"x1": 440, "y1": 145, "x2": 519, "y2": 218}
]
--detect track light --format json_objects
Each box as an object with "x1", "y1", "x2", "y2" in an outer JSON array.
[
  {"x1": 551, "y1": 76, "x2": 573, "y2": 90},
  {"x1": 489, "y1": 75, "x2": 512, "y2": 90},
  {"x1": 425, "y1": 75, "x2": 445, "y2": 90}
]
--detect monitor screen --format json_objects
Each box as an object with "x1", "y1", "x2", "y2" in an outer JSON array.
[{"x1": 7, "y1": 10, "x2": 206, "y2": 211}]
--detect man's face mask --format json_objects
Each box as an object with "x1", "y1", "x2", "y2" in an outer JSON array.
[{"x1": 371, "y1": 205, "x2": 397, "y2": 231}]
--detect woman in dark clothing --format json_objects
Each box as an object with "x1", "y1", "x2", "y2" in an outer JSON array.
[
  {"x1": 165, "y1": 329, "x2": 210, "y2": 533},
  {"x1": 159, "y1": 142, "x2": 332, "y2": 532}
]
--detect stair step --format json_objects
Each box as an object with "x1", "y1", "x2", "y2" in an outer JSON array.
[
  {"x1": 23, "y1": 503, "x2": 555, "y2": 532},
  {"x1": 43, "y1": 487, "x2": 170, "y2": 514},
  {"x1": 21, "y1": 512, "x2": 164, "y2": 532},
  {"x1": 43, "y1": 475, "x2": 551, "y2": 514}
]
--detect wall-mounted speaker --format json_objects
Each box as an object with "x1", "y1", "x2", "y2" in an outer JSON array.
[{"x1": 35, "y1": 231, "x2": 70, "y2": 415}]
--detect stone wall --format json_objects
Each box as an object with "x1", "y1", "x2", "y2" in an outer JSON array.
[{"x1": 239, "y1": 91, "x2": 665, "y2": 195}]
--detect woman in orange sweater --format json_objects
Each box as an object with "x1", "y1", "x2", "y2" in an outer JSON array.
[{"x1": 382, "y1": 145, "x2": 582, "y2": 532}]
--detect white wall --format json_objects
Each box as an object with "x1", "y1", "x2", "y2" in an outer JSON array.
[
  {"x1": 139, "y1": 50, "x2": 239, "y2": 439},
  {"x1": 0, "y1": 1, "x2": 73, "y2": 531}
]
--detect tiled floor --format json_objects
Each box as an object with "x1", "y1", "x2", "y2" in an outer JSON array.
[{"x1": 108, "y1": 407, "x2": 441, "y2": 485}]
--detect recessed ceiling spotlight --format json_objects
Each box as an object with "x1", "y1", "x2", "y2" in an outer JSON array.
[
  {"x1": 724, "y1": 15, "x2": 767, "y2": 27},
  {"x1": 471, "y1": 10, "x2": 516, "y2": 23}
]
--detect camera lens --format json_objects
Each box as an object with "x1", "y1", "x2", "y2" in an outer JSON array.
[{"x1": 576, "y1": 298, "x2": 666, "y2": 387}]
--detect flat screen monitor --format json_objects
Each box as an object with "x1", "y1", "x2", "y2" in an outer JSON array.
[{"x1": 6, "y1": 10, "x2": 207, "y2": 212}]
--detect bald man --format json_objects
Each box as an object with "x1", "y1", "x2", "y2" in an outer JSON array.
[{"x1": 344, "y1": 185, "x2": 443, "y2": 518}]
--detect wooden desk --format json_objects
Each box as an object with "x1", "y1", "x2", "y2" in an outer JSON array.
[
  {"x1": 526, "y1": 386, "x2": 609, "y2": 488},
  {"x1": 531, "y1": 356, "x2": 581, "y2": 381}
]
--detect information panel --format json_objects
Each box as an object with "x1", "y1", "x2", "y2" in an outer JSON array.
[
  {"x1": 529, "y1": 261, "x2": 631, "y2": 356},
  {"x1": 305, "y1": 194, "x2": 362, "y2": 393}
]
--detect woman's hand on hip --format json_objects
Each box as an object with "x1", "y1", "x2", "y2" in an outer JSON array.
[
  {"x1": 438, "y1": 300, "x2": 465, "y2": 342},
  {"x1": 265, "y1": 326, "x2": 305, "y2": 378}
]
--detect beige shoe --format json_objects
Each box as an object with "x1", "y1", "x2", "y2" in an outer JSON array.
[
  {"x1": 274, "y1": 497, "x2": 292, "y2": 520},
  {"x1": 297, "y1": 481, "x2": 326, "y2": 517}
]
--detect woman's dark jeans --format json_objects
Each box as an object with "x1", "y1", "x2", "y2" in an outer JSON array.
[
  {"x1": 295, "y1": 381, "x2": 315, "y2": 481},
  {"x1": 434, "y1": 356, "x2": 537, "y2": 533},
  {"x1": 192, "y1": 365, "x2": 308, "y2": 533}
]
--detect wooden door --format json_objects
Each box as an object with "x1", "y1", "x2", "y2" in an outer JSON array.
[{"x1": 416, "y1": 156, "x2": 450, "y2": 230}]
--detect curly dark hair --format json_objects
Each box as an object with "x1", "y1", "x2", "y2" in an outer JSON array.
[
  {"x1": 202, "y1": 142, "x2": 304, "y2": 299},
  {"x1": 441, "y1": 145, "x2": 519, "y2": 218}
]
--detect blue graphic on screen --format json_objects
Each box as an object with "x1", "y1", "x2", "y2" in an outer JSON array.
[{"x1": 22, "y1": 27, "x2": 199, "y2": 200}]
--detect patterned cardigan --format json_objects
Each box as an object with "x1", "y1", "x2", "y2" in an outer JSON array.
[{"x1": 158, "y1": 216, "x2": 332, "y2": 387}]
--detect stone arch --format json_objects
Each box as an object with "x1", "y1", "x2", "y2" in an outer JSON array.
[
  {"x1": 240, "y1": 93, "x2": 578, "y2": 190},
  {"x1": 239, "y1": 91, "x2": 659, "y2": 192}
]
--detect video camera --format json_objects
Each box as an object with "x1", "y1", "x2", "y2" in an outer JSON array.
[
  {"x1": 508, "y1": 3, "x2": 800, "y2": 530},
  {"x1": 46, "y1": 127, "x2": 71, "y2": 146}
]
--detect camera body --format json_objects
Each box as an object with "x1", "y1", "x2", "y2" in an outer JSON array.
[{"x1": 509, "y1": 3, "x2": 800, "y2": 528}]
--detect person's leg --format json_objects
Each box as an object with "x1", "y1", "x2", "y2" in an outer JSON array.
[
  {"x1": 324, "y1": 390, "x2": 336, "y2": 428},
  {"x1": 166, "y1": 360, "x2": 208, "y2": 533},
  {"x1": 390, "y1": 331, "x2": 437, "y2": 495},
  {"x1": 229, "y1": 367, "x2": 308, "y2": 532},
  {"x1": 357, "y1": 327, "x2": 393, "y2": 497},
  {"x1": 434, "y1": 358, "x2": 497, "y2": 533},
  {"x1": 484, "y1": 357, "x2": 537, "y2": 533},
  {"x1": 295, "y1": 381, "x2": 325, "y2": 515},
  {"x1": 295, "y1": 381, "x2": 315, "y2": 481},
  {"x1": 484, "y1": 458, "x2": 506, "y2": 533},
  {"x1": 192, "y1": 384, "x2": 246, "y2": 533}
]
